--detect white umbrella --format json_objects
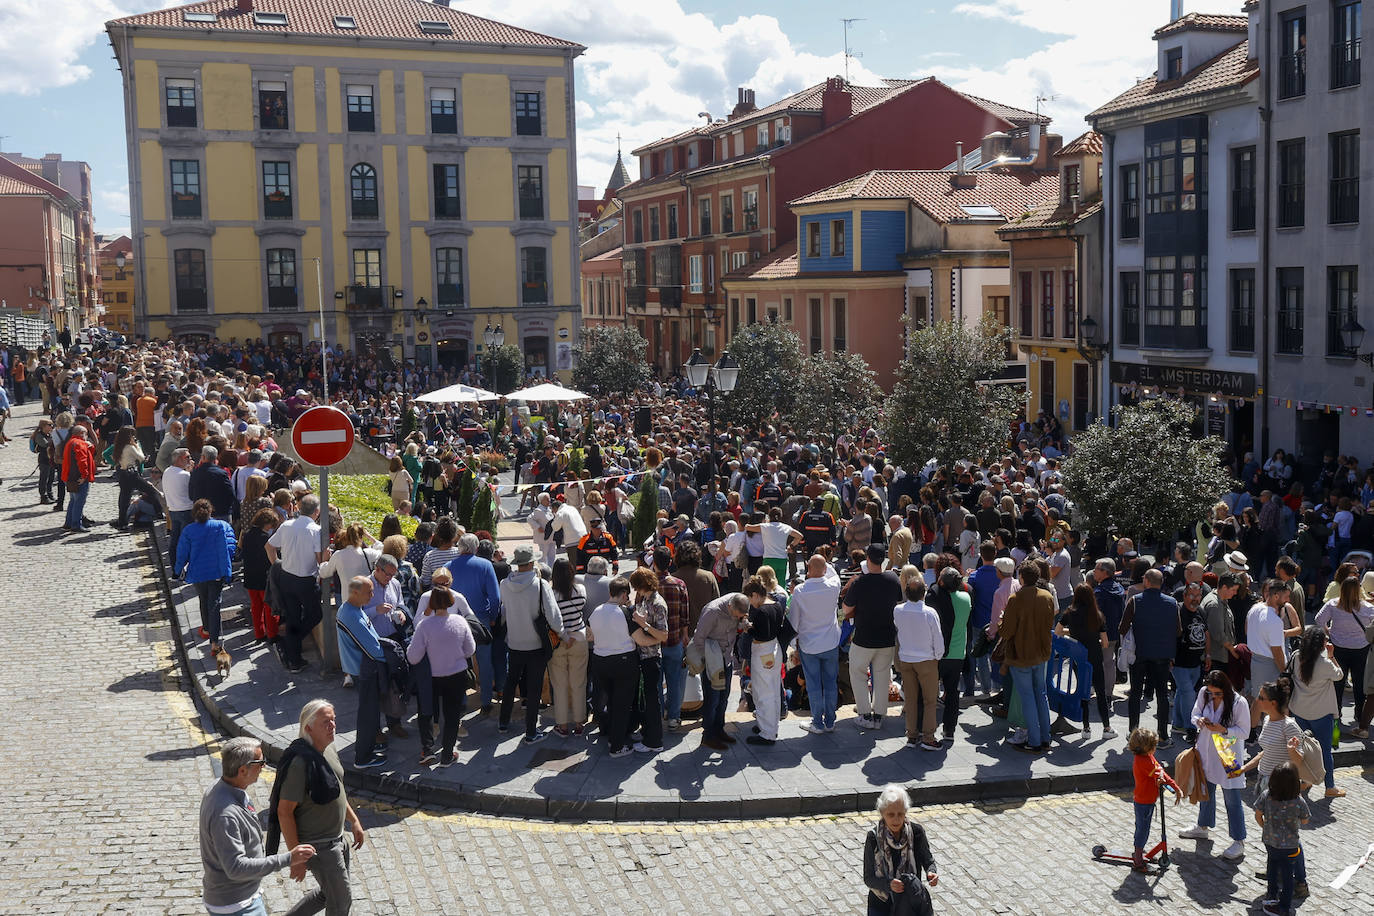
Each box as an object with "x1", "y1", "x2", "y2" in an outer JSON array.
[
  {"x1": 414, "y1": 382, "x2": 499, "y2": 403},
  {"x1": 505, "y1": 381, "x2": 590, "y2": 402}
]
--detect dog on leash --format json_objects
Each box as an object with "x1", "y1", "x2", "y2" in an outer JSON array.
[{"x1": 215, "y1": 646, "x2": 232, "y2": 678}]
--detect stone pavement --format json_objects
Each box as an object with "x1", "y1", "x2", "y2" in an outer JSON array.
[
  {"x1": 3, "y1": 398, "x2": 1374, "y2": 914},
  {"x1": 161, "y1": 516, "x2": 1374, "y2": 820}
]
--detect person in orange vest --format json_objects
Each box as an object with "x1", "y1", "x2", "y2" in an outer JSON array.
[{"x1": 577, "y1": 516, "x2": 618, "y2": 574}]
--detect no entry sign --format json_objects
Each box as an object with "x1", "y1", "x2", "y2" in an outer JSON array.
[{"x1": 291, "y1": 406, "x2": 355, "y2": 467}]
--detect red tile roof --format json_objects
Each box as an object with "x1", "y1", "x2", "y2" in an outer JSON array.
[
  {"x1": 108, "y1": 0, "x2": 582, "y2": 51},
  {"x1": 997, "y1": 195, "x2": 1103, "y2": 234},
  {"x1": 727, "y1": 241, "x2": 798, "y2": 281},
  {"x1": 955, "y1": 91, "x2": 1050, "y2": 126},
  {"x1": 1088, "y1": 40, "x2": 1257, "y2": 119},
  {"x1": 790, "y1": 169, "x2": 1059, "y2": 224},
  {"x1": 1153, "y1": 12, "x2": 1248, "y2": 39},
  {"x1": 0, "y1": 155, "x2": 68, "y2": 199},
  {"x1": 1055, "y1": 130, "x2": 1103, "y2": 158},
  {"x1": 0, "y1": 174, "x2": 49, "y2": 196}
]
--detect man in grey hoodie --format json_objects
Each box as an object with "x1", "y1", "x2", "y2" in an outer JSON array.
[
  {"x1": 199, "y1": 736, "x2": 315, "y2": 915},
  {"x1": 498, "y1": 545, "x2": 564, "y2": 743}
]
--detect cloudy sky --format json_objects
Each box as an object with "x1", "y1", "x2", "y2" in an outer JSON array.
[{"x1": 0, "y1": 0, "x2": 1205, "y2": 235}]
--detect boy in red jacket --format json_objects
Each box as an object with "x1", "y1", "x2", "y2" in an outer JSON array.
[{"x1": 1129, "y1": 727, "x2": 1180, "y2": 871}]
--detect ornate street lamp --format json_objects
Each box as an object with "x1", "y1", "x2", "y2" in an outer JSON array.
[{"x1": 685, "y1": 348, "x2": 738, "y2": 482}]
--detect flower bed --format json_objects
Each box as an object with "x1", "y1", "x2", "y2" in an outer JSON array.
[{"x1": 307, "y1": 474, "x2": 419, "y2": 538}]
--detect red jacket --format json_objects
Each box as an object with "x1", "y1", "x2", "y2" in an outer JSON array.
[
  {"x1": 62, "y1": 436, "x2": 95, "y2": 485},
  {"x1": 1133, "y1": 752, "x2": 1179, "y2": 804}
]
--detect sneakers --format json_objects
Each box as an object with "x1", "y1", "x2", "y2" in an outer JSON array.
[
  {"x1": 1080, "y1": 726, "x2": 1094, "y2": 741},
  {"x1": 497, "y1": 723, "x2": 511, "y2": 734},
  {"x1": 667, "y1": 718, "x2": 681, "y2": 730},
  {"x1": 354, "y1": 755, "x2": 387, "y2": 770},
  {"x1": 1102, "y1": 725, "x2": 1118, "y2": 738},
  {"x1": 456, "y1": 724, "x2": 469, "y2": 739},
  {"x1": 905, "y1": 739, "x2": 921, "y2": 749},
  {"x1": 919, "y1": 739, "x2": 942, "y2": 751},
  {"x1": 608, "y1": 746, "x2": 634, "y2": 758},
  {"x1": 436, "y1": 754, "x2": 456, "y2": 768},
  {"x1": 1158, "y1": 736, "x2": 1174, "y2": 750},
  {"x1": 633, "y1": 742, "x2": 662, "y2": 753},
  {"x1": 1221, "y1": 840, "x2": 1245, "y2": 860},
  {"x1": 1009, "y1": 728, "x2": 1029, "y2": 746},
  {"x1": 523, "y1": 732, "x2": 547, "y2": 745},
  {"x1": 1349, "y1": 726, "x2": 1370, "y2": 739},
  {"x1": 1178, "y1": 825, "x2": 1210, "y2": 840},
  {"x1": 801, "y1": 722, "x2": 826, "y2": 735},
  {"x1": 1261, "y1": 904, "x2": 1285, "y2": 916},
  {"x1": 419, "y1": 749, "x2": 438, "y2": 765}
]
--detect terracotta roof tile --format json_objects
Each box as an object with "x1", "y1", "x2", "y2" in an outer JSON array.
[
  {"x1": 997, "y1": 195, "x2": 1103, "y2": 234},
  {"x1": 108, "y1": 0, "x2": 582, "y2": 51},
  {"x1": 727, "y1": 241, "x2": 798, "y2": 280},
  {"x1": 1055, "y1": 130, "x2": 1103, "y2": 158},
  {"x1": 1088, "y1": 40, "x2": 1257, "y2": 119},
  {"x1": 0, "y1": 174, "x2": 49, "y2": 196},
  {"x1": 790, "y1": 169, "x2": 1059, "y2": 224},
  {"x1": 1153, "y1": 12, "x2": 1248, "y2": 39},
  {"x1": 955, "y1": 91, "x2": 1050, "y2": 125}
]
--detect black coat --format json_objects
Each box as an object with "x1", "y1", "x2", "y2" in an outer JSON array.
[{"x1": 240, "y1": 526, "x2": 273, "y2": 591}]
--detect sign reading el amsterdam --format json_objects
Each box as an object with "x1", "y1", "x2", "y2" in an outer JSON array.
[{"x1": 1110, "y1": 361, "x2": 1257, "y2": 399}]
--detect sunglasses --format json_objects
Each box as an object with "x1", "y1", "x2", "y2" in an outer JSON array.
[{"x1": 246, "y1": 758, "x2": 270, "y2": 768}]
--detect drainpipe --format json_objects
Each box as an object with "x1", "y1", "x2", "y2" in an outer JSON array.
[
  {"x1": 1258, "y1": 15, "x2": 1273, "y2": 459},
  {"x1": 1096, "y1": 121, "x2": 1115, "y2": 424}
]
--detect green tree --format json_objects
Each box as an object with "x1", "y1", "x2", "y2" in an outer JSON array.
[
  {"x1": 399, "y1": 404, "x2": 419, "y2": 441},
  {"x1": 717, "y1": 322, "x2": 804, "y2": 428},
  {"x1": 572, "y1": 325, "x2": 650, "y2": 395},
  {"x1": 630, "y1": 470, "x2": 659, "y2": 547},
  {"x1": 486, "y1": 343, "x2": 525, "y2": 394},
  {"x1": 1060, "y1": 398, "x2": 1234, "y2": 545},
  {"x1": 455, "y1": 468, "x2": 475, "y2": 529},
  {"x1": 883, "y1": 315, "x2": 1024, "y2": 473},
  {"x1": 787, "y1": 350, "x2": 882, "y2": 461}
]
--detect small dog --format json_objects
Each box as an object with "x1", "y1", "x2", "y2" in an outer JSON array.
[{"x1": 215, "y1": 646, "x2": 232, "y2": 678}]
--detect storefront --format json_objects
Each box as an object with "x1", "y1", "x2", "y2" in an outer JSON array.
[{"x1": 1110, "y1": 360, "x2": 1257, "y2": 457}]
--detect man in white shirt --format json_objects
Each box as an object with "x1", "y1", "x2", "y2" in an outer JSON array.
[
  {"x1": 265, "y1": 494, "x2": 332, "y2": 673},
  {"x1": 529, "y1": 492, "x2": 556, "y2": 567},
  {"x1": 1246, "y1": 580, "x2": 1291, "y2": 701},
  {"x1": 892, "y1": 578, "x2": 945, "y2": 751},
  {"x1": 788, "y1": 555, "x2": 843, "y2": 734},
  {"x1": 163, "y1": 448, "x2": 195, "y2": 573},
  {"x1": 549, "y1": 496, "x2": 588, "y2": 567},
  {"x1": 744, "y1": 507, "x2": 803, "y2": 586}
]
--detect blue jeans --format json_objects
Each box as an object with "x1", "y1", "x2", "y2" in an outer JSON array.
[
  {"x1": 194, "y1": 578, "x2": 225, "y2": 644},
  {"x1": 207, "y1": 895, "x2": 267, "y2": 916},
  {"x1": 660, "y1": 642, "x2": 685, "y2": 720},
  {"x1": 1293, "y1": 713, "x2": 1336, "y2": 789},
  {"x1": 168, "y1": 509, "x2": 192, "y2": 571},
  {"x1": 1134, "y1": 801, "x2": 1155, "y2": 850},
  {"x1": 701, "y1": 664, "x2": 733, "y2": 740},
  {"x1": 1010, "y1": 663, "x2": 1051, "y2": 746},
  {"x1": 800, "y1": 646, "x2": 840, "y2": 730},
  {"x1": 64, "y1": 481, "x2": 89, "y2": 529},
  {"x1": 475, "y1": 633, "x2": 508, "y2": 706},
  {"x1": 1266, "y1": 844, "x2": 1300, "y2": 911},
  {"x1": 1172, "y1": 666, "x2": 1201, "y2": 730},
  {"x1": 1197, "y1": 782, "x2": 1247, "y2": 841},
  {"x1": 963, "y1": 652, "x2": 992, "y2": 696}
]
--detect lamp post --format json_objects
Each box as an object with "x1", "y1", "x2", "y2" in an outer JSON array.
[
  {"x1": 483, "y1": 322, "x2": 505, "y2": 390},
  {"x1": 1076, "y1": 315, "x2": 1108, "y2": 424},
  {"x1": 683, "y1": 347, "x2": 739, "y2": 482},
  {"x1": 1340, "y1": 317, "x2": 1373, "y2": 366}
]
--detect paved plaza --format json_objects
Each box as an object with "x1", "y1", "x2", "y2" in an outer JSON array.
[{"x1": 2, "y1": 399, "x2": 1374, "y2": 915}]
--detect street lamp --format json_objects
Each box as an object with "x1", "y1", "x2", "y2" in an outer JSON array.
[
  {"x1": 484, "y1": 323, "x2": 505, "y2": 389},
  {"x1": 684, "y1": 347, "x2": 738, "y2": 482},
  {"x1": 115, "y1": 252, "x2": 127, "y2": 268},
  {"x1": 1340, "y1": 317, "x2": 1373, "y2": 366},
  {"x1": 1076, "y1": 315, "x2": 1107, "y2": 424}
]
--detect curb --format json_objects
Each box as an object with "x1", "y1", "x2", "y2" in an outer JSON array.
[{"x1": 148, "y1": 523, "x2": 1374, "y2": 820}]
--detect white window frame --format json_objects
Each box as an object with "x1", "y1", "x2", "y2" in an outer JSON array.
[
  {"x1": 730, "y1": 251, "x2": 748, "y2": 270},
  {"x1": 689, "y1": 255, "x2": 703, "y2": 293}
]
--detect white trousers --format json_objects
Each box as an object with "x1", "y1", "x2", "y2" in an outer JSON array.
[{"x1": 751, "y1": 639, "x2": 781, "y2": 740}]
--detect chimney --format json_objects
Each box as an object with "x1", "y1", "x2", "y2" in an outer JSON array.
[
  {"x1": 236, "y1": 0, "x2": 253, "y2": 11},
  {"x1": 821, "y1": 77, "x2": 852, "y2": 127},
  {"x1": 955, "y1": 142, "x2": 965, "y2": 174},
  {"x1": 729, "y1": 87, "x2": 757, "y2": 120},
  {"x1": 1170, "y1": 0, "x2": 1184, "y2": 22}
]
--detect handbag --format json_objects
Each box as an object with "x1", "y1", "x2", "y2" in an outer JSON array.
[
  {"x1": 536, "y1": 583, "x2": 558, "y2": 659},
  {"x1": 461, "y1": 662, "x2": 478, "y2": 692}
]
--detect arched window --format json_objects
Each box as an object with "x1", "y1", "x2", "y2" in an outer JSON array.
[{"x1": 350, "y1": 163, "x2": 378, "y2": 219}]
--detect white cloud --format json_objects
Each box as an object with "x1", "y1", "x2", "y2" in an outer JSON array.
[
  {"x1": 0, "y1": 1, "x2": 181, "y2": 95},
  {"x1": 933, "y1": 1, "x2": 1167, "y2": 136},
  {"x1": 96, "y1": 184, "x2": 130, "y2": 221}
]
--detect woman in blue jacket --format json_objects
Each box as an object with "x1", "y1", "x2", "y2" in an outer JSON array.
[{"x1": 176, "y1": 498, "x2": 237, "y2": 653}]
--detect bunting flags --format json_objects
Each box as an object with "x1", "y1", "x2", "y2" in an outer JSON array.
[{"x1": 1269, "y1": 396, "x2": 1374, "y2": 415}]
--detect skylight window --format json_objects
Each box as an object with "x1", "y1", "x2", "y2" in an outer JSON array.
[
  {"x1": 334, "y1": 16, "x2": 356, "y2": 29},
  {"x1": 418, "y1": 20, "x2": 453, "y2": 34},
  {"x1": 183, "y1": 11, "x2": 217, "y2": 22},
  {"x1": 253, "y1": 12, "x2": 288, "y2": 26},
  {"x1": 960, "y1": 205, "x2": 1003, "y2": 219}
]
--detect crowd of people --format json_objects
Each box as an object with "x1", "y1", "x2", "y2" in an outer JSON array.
[{"x1": 9, "y1": 333, "x2": 1374, "y2": 916}]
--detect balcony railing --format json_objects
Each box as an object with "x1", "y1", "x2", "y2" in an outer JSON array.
[
  {"x1": 1278, "y1": 50, "x2": 1306, "y2": 99},
  {"x1": 267, "y1": 286, "x2": 298, "y2": 310},
  {"x1": 176, "y1": 287, "x2": 207, "y2": 312},
  {"x1": 346, "y1": 284, "x2": 393, "y2": 310},
  {"x1": 434, "y1": 197, "x2": 461, "y2": 219},
  {"x1": 1278, "y1": 183, "x2": 1304, "y2": 227},
  {"x1": 1231, "y1": 192, "x2": 1256, "y2": 231},
  {"x1": 436, "y1": 283, "x2": 463, "y2": 307},
  {"x1": 264, "y1": 194, "x2": 292, "y2": 220},
  {"x1": 350, "y1": 198, "x2": 379, "y2": 221},
  {"x1": 521, "y1": 281, "x2": 548, "y2": 306},
  {"x1": 1229, "y1": 305, "x2": 1255, "y2": 352},
  {"x1": 171, "y1": 194, "x2": 202, "y2": 220},
  {"x1": 1330, "y1": 177, "x2": 1359, "y2": 224},
  {"x1": 1332, "y1": 39, "x2": 1361, "y2": 89},
  {"x1": 659, "y1": 286, "x2": 683, "y2": 309}
]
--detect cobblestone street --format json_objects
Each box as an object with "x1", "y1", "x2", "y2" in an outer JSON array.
[{"x1": 2, "y1": 400, "x2": 1374, "y2": 915}]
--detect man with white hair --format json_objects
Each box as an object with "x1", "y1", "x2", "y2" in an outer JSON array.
[
  {"x1": 200, "y1": 736, "x2": 314, "y2": 916},
  {"x1": 529, "y1": 491, "x2": 556, "y2": 566}
]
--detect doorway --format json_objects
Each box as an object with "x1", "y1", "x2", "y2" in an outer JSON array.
[
  {"x1": 436, "y1": 337, "x2": 468, "y2": 371},
  {"x1": 524, "y1": 335, "x2": 549, "y2": 377}
]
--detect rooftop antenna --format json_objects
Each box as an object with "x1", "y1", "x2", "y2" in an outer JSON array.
[
  {"x1": 1034, "y1": 93, "x2": 1058, "y2": 119},
  {"x1": 842, "y1": 18, "x2": 866, "y2": 85}
]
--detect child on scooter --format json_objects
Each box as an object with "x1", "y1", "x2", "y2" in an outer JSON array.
[{"x1": 1129, "y1": 727, "x2": 1180, "y2": 871}]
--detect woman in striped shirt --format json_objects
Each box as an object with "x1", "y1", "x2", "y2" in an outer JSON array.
[{"x1": 549, "y1": 557, "x2": 589, "y2": 737}]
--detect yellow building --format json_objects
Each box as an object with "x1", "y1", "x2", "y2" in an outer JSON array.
[
  {"x1": 97, "y1": 235, "x2": 137, "y2": 334},
  {"x1": 107, "y1": 0, "x2": 584, "y2": 375}
]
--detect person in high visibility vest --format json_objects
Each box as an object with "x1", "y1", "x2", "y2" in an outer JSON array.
[
  {"x1": 576, "y1": 516, "x2": 618, "y2": 574},
  {"x1": 799, "y1": 497, "x2": 838, "y2": 555}
]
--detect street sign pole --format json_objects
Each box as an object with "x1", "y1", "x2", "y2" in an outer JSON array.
[{"x1": 292, "y1": 405, "x2": 355, "y2": 677}]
